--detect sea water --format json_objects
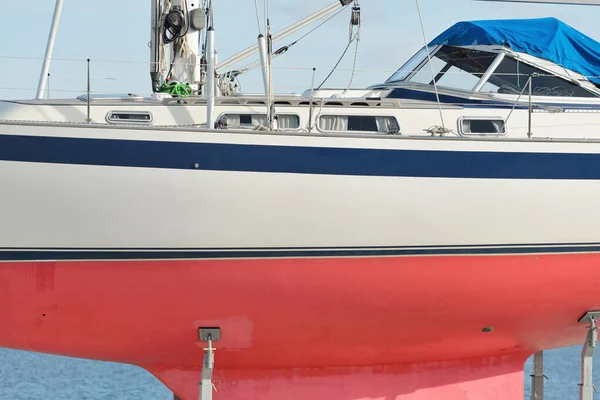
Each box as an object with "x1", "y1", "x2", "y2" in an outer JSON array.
[{"x1": 0, "y1": 346, "x2": 598, "y2": 399}]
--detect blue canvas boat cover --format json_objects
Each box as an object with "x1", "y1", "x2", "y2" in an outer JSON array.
[{"x1": 429, "y1": 17, "x2": 600, "y2": 85}]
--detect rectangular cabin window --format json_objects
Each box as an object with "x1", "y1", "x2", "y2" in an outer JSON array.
[
  {"x1": 220, "y1": 114, "x2": 300, "y2": 129},
  {"x1": 240, "y1": 114, "x2": 252, "y2": 125},
  {"x1": 106, "y1": 111, "x2": 153, "y2": 124},
  {"x1": 460, "y1": 118, "x2": 506, "y2": 135},
  {"x1": 319, "y1": 115, "x2": 400, "y2": 134}
]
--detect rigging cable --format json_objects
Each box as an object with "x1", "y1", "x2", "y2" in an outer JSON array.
[
  {"x1": 276, "y1": 3, "x2": 350, "y2": 57},
  {"x1": 317, "y1": 33, "x2": 357, "y2": 90},
  {"x1": 198, "y1": 0, "x2": 213, "y2": 95},
  {"x1": 317, "y1": 1, "x2": 361, "y2": 90},
  {"x1": 264, "y1": 0, "x2": 276, "y2": 129},
  {"x1": 202, "y1": 0, "x2": 214, "y2": 54},
  {"x1": 162, "y1": 0, "x2": 192, "y2": 81},
  {"x1": 414, "y1": 0, "x2": 448, "y2": 135},
  {"x1": 157, "y1": 0, "x2": 173, "y2": 80},
  {"x1": 200, "y1": 0, "x2": 209, "y2": 52},
  {"x1": 227, "y1": 5, "x2": 350, "y2": 79},
  {"x1": 345, "y1": 1, "x2": 361, "y2": 92},
  {"x1": 163, "y1": 2, "x2": 190, "y2": 46}
]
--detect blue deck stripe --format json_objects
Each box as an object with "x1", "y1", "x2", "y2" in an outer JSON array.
[
  {"x1": 1, "y1": 134, "x2": 600, "y2": 179},
  {"x1": 388, "y1": 88, "x2": 523, "y2": 107},
  {"x1": 387, "y1": 87, "x2": 600, "y2": 110}
]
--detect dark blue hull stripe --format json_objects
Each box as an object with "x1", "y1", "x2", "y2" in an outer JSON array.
[
  {"x1": 3, "y1": 134, "x2": 600, "y2": 179},
  {"x1": 2, "y1": 244, "x2": 600, "y2": 261}
]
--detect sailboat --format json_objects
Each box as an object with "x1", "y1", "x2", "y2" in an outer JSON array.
[{"x1": 1, "y1": 1, "x2": 600, "y2": 399}]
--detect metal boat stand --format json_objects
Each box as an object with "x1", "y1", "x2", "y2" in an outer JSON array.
[
  {"x1": 530, "y1": 352, "x2": 548, "y2": 400},
  {"x1": 579, "y1": 312, "x2": 600, "y2": 400},
  {"x1": 198, "y1": 328, "x2": 221, "y2": 400}
]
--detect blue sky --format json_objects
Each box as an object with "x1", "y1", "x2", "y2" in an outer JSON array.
[{"x1": 0, "y1": 0, "x2": 598, "y2": 100}]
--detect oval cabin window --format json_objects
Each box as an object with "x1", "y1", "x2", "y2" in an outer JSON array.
[{"x1": 106, "y1": 111, "x2": 153, "y2": 124}]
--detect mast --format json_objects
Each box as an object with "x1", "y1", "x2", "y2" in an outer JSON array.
[
  {"x1": 150, "y1": 0, "x2": 205, "y2": 94},
  {"x1": 36, "y1": 0, "x2": 64, "y2": 100},
  {"x1": 150, "y1": 0, "x2": 163, "y2": 93},
  {"x1": 206, "y1": 6, "x2": 215, "y2": 129}
]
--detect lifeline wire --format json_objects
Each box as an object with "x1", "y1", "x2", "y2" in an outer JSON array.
[{"x1": 415, "y1": 0, "x2": 447, "y2": 133}]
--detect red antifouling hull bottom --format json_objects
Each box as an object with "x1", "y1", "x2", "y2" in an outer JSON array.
[{"x1": 1, "y1": 253, "x2": 599, "y2": 399}]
